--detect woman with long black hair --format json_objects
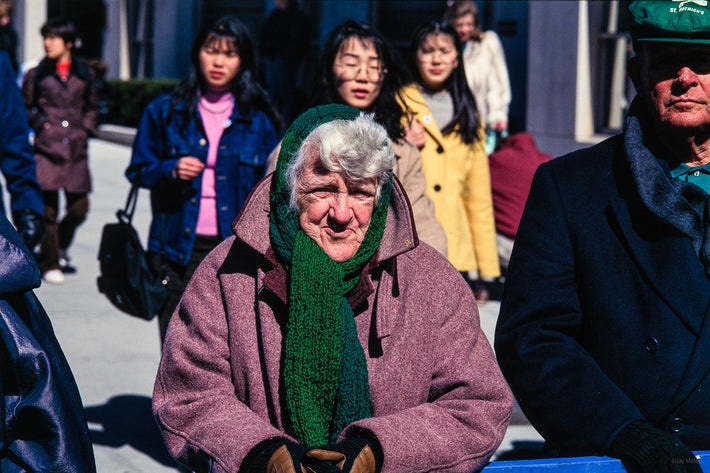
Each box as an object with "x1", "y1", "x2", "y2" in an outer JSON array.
[
  {"x1": 267, "y1": 20, "x2": 447, "y2": 255},
  {"x1": 399, "y1": 21, "x2": 499, "y2": 302},
  {"x1": 126, "y1": 16, "x2": 282, "y2": 342}
]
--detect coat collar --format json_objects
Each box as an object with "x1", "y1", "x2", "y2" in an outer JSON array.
[
  {"x1": 608, "y1": 129, "x2": 710, "y2": 336},
  {"x1": 399, "y1": 83, "x2": 447, "y2": 148},
  {"x1": 35, "y1": 56, "x2": 91, "y2": 83},
  {"x1": 233, "y1": 173, "x2": 419, "y2": 265}
]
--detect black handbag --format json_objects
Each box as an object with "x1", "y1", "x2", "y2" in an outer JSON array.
[{"x1": 96, "y1": 185, "x2": 168, "y2": 320}]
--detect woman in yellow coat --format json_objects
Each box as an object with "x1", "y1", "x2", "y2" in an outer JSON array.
[{"x1": 398, "y1": 20, "x2": 499, "y2": 300}]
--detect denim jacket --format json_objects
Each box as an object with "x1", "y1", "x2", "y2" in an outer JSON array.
[{"x1": 126, "y1": 93, "x2": 279, "y2": 265}]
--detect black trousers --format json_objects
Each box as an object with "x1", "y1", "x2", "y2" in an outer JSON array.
[
  {"x1": 148, "y1": 234, "x2": 222, "y2": 344},
  {"x1": 40, "y1": 190, "x2": 88, "y2": 273}
]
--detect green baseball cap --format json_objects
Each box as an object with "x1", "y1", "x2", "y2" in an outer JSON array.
[{"x1": 630, "y1": 0, "x2": 710, "y2": 43}]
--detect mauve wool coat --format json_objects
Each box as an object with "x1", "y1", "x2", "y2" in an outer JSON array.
[
  {"x1": 153, "y1": 176, "x2": 513, "y2": 473},
  {"x1": 21, "y1": 58, "x2": 99, "y2": 192}
]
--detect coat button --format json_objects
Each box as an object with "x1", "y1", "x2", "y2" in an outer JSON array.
[
  {"x1": 61, "y1": 120, "x2": 69, "y2": 127},
  {"x1": 184, "y1": 228, "x2": 191, "y2": 234},
  {"x1": 669, "y1": 417, "x2": 684, "y2": 433},
  {"x1": 191, "y1": 198, "x2": 197, "y2": 204},
  {"x1": 433, "y1": 184, "x2": 442, "y2": 192},
  {"x1": 62, "y1": 138, "x2": 69, "y2": 144},
  {"x1": 643, "y1": 337, "x2": 658, "y2": 353},
  {"x1": 436, "y1": 145, "x2": 444, "y2": 154},
  {"x1": 199, "y1": 138, "x2": 207, "y2": 146}
]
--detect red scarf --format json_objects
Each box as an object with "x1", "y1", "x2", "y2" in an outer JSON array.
[{"x1": 56, "y1": 61, "x2": 71, "y2": 81}]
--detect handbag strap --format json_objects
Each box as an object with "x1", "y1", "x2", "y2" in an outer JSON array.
[
  {"x1": 117, "y1": 185, "x2": 139, "y2": 225},
  {"x1": 123, "y1": 169, "x2": 169, "y2": 284}
]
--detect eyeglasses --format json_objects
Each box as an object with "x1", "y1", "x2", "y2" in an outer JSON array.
[{"x1": 334, "y1": 61, "x2": 387, "y2": 81}]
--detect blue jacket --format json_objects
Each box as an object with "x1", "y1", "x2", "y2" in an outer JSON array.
[
  {"x1": 495, "y1": 130, "x2": 710, "y2": 455},
  {"x1": 0, "y1": 51, "x2": 43, "y2": 217},
  {"x1": 126, "y1": 93, "x2": 279, "y2": 265},
  {"x1": 0, "y1": 212, "x2": 96, "y2": 472}
]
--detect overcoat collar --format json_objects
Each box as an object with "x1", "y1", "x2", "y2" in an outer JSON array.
[
  {"x1": 35, "y1": 56, "x2": 91, "y2": 83},
  {"x1": 399, "y1": 84, "x2": 447, "y2": 149}
]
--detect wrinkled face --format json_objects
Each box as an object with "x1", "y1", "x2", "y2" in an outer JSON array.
[
  {"x1": 199, "y1": 37, "x2": 241, "y2": 89},
  {"x1": 452, "y1": 13, "x2": 475, "y2": 43},
  {"x1": 43, "y1": 33, "x2": 72, "y2": 61},
  {"x1": 416, "y1": 33, "x2": 459, "y2": 90},
  {"x1": 333, "y1": 37, "x2": 385, "y2": 111},
  {"x1": 635, "y1": 42, "x2": 710, "y2": 132},
  {"x1": 297, "y1": 153, "x2": 377, "y2": 262}
]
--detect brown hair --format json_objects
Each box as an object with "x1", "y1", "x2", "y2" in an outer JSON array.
[{"x1": 443, "y1": 0, "x2": 482, "y2": 41}]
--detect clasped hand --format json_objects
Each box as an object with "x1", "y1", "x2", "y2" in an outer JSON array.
[{"x1": 267, "y1": 438, "x2": 378, "y2": 473}]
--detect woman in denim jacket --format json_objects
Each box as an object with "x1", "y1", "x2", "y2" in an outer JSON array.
[{"x1": 126, "y1": 16, "x2": 282, "y2": 342}]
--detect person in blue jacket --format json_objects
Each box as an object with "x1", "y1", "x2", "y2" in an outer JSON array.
[
  {"x1": 126, "y1": 16, "x2": 281, "y2": 342},
  {"x1": 0, "y1": 50, "x2": 44, "y2": 254},
  {"x1": 0, "y1": 211, "x2": 95, "y2": 472},
  {"x1": 495, "y1": 2, "x2": 710, "y2": 472}
]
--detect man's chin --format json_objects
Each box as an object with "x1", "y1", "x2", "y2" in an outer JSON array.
[{"x1": 659, "y1": 117, "x2": 710, "y2": 136}]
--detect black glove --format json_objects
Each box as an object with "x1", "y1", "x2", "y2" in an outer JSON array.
[
  {"x1": 607, "y1": 420, "x2": 703, "y2": 473},
  {"x1": 12, "y1": 208, "x2": 44, "y2": 250},
  {"x1": 305, "y1": 437, "x2": 382, "y2": 473}
]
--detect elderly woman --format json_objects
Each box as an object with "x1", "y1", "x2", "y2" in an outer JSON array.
[{"x1": 153, "y1": 104, "x2": 512, "y2": 473}]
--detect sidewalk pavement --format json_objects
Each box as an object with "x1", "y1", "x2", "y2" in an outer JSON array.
[{"x1": 30, "y1": 137, "x2": 542, "y2": 472}]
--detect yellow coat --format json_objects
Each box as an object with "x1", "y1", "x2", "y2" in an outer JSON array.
[{"x1": 398, "y1": 84, "x2": 500, "y2": 277}]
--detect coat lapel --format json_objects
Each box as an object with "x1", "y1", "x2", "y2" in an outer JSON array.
[{"x1": 609, "y1": 196, "x2": 710, "y2": 335}]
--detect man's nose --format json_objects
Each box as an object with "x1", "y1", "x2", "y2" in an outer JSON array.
[{"x1": 676, "y1": 66, "x2": 699, "y2": 87}]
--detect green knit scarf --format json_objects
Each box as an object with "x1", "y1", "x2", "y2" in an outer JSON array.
[{"x1": 269, "y1": 104, "x2": 392, "y2": 447}]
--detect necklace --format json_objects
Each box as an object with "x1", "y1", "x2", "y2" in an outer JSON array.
[{"x1": 199, "y1": 95, "x2": 235, "y2": 114}]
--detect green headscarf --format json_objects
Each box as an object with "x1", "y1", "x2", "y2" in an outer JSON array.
[{"x1": 269, "y1": 104, "x2": 393, "y2": 446}]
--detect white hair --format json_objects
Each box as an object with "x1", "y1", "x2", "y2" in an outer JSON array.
[{"x1": 286, "y1": 114, "x2": 396, "y2": 209}]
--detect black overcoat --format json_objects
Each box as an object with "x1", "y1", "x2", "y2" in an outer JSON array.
[
  {"x1": 0, "y1": 213, "x2": 96, "y2": 471},
  {"x1": 495, "y1": 134, "x2": 710, "y2": 454}
]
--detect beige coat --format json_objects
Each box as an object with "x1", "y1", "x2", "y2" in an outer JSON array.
[
  {"x1": 462, "y1": 31, "x2": 511, "y2": 128},
  {"x1": 266, "y1": 139, "x2": 447, "y2": 256},
  {"x1": 398, "y1": 84, "x2": 500, "y2": 277}
]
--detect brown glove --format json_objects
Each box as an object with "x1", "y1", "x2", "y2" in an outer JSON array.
[
  {"x1": 304, "y1": 437, "x2": 380, "y2": 473},
  {"x1": 265, "y1": 443, "x2": 339, "y2": 473}
]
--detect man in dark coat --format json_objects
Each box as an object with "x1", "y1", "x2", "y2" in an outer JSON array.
[
  {"x1": 0, "y1": 211, "x2": 96, "y2": 472},
  {"x1": 0, "y1": 50, "x2": 44, "y2": 254},
  {"x1": 495, "y1": 2, "x2": 710, "y2": 472},
  {"x1": 21, "y1": 17, "x2": 99, "y2": 285}
]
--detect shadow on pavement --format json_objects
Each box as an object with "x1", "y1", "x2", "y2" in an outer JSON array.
[{"x1": 84, "y1": 394, "x2": 178, "y2": 468}]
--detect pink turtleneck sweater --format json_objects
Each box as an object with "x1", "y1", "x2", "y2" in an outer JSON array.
[{"x1": 196, "y1": 87, "x2": 234, "y2": 236}]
